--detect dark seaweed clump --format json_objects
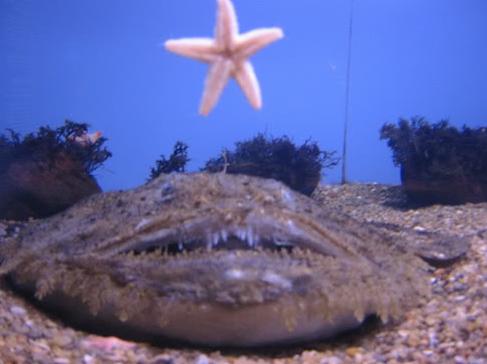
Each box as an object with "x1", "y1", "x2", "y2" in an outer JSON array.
[
  {"x1": 0, "y1": 120, "x2": 111, "y2": 220},
  {"x1": 202, "y1": 134, "x2": 338, "y2": 196},
  {"x1": 149, "y1": 141, "x2": 190, "y2": 180},
  {"x1": 0, "y1": 120, "x2": 111, "y2": 176},
  {"x1": 380, "y1": 117, "x2": 487, "y2": 204}
]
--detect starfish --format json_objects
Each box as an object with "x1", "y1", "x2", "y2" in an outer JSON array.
[{"x1": 164, "y1": 0, "x2": 284, "y2": 116}]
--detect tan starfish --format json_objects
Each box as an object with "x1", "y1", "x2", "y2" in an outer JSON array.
[{"x1": 164, "y1": 0, "x2": 284, "y2": 116}]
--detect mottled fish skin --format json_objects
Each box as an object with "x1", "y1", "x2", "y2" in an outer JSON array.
[{"x1": 0, "y1": 173, "x2": 429, "y2": 347}]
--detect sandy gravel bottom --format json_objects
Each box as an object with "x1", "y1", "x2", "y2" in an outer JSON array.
[{"x1": 0, "y1": 183, "x2": 486, "y2": 364}]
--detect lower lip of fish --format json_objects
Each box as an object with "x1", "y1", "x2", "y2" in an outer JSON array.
[
  {"x1": 139, "y1": 292, "x2": 370, "y2": 347},
  {"x1": 108, "y1": 250, "x2": 371, "y2": 347},
  {"x1": 8, "y1": 245, "x2": 374, "y2": 347}
]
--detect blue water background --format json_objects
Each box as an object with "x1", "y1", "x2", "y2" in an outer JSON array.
[{"x1": 1, "y1": 0, "x2": 486, "y2": 190}]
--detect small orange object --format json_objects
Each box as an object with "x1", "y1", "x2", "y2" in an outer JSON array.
[
  {"x1": 71, "y1": 131, "x2": 102, "y2": 146},
  {"x1": 81, "y1": 335, "x2": 136, "y2": 351}
]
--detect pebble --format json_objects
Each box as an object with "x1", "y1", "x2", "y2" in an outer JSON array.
[
  {"x1": 195, "y1": 354, "x2": 211, "y2": 364},
  {"x1": 323, "y1": 356, "x2": 343, "y2": 364},
  {"x1": 345, "y1": 346, "x2": 361, "y2": 357},
  {"x1": 9, "y1": 305, "x2": 26, "y2": 316},
  {"x1": 52, "y1": 334, "x2": 73, "y2": 347},
  {"x1": 83, "y1": 354, "x2": 96, "y2": 364},
  {"x1": 149, "y1": 354, "x2": 176, "y2": 364},
  {"x1": 53, "y1": 358, "x2": 71, "y2": 364}
]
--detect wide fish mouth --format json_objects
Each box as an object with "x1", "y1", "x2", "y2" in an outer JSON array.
[
  {"x1": 99, "y1": 210, "x2": 373, "y2": 311},
  {"x1": 107, "y1": 209, "x2": 368, "y2": 306},
  {"x1": 116, "y1": 211, "x2": 358, "y2": 261}
]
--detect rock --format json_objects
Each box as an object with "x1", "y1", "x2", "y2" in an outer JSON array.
[
  {"x1": 9, "y1": 305, "x2": 26, "y2": 316},
  {"x1": 401, "y1": 165, "x2": 487, "y2": 205},
  {"x1": 194, "y1": 354, "x2": 211, "y2": 364},
  {"x1": 0, "y1": 152, "x2": 101, "y2": 220}
]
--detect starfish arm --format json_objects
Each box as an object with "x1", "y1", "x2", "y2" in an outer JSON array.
[
  {"x1": 234, "y1": 61, "x2": 262, "y2": 110},
  {"x1": 236, "y1": 28, "x2": 284, "y2": 59},
  {"x1": 165, "y1": 38, "x2": 218, "y2": 63},
  {"x1": 215, "y1": 0, "x2": 239, "y2": 50},
  {"x1": 199, "y1": 57, "x2": 233, "y2": 116}
]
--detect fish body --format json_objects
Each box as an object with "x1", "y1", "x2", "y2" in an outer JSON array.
[{"x1": 0, "y1": 173, "x2": 429, "y2": 347}]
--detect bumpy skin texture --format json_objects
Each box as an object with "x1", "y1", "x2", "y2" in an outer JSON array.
[{"x1": 0, "y1": 173, "x2": 430, "y2": 347}]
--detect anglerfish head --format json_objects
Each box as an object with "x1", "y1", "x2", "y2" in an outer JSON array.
[{"x1": 1, "y1": 173, "x2": 428, "y2": 347}]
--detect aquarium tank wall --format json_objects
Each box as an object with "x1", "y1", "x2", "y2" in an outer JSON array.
[{"x1": 1, "y1": 1, "x2": 487, "y2": 361}]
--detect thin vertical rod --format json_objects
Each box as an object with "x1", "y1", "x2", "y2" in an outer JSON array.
[{"x1": 341, "y1": 0, "x2": 355, "y2": 184}]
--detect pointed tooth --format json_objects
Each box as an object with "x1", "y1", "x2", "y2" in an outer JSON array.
[
  {"x1": 237, "y1": 228, "x2": 246, "y2": 241},
  {"x1": 353, "y1": 307, "x2": 365, "y2": 322},
  {"x1": 220, "y1": 230, "x2": 228, "y2": 242},
  {"x1": 242, "y1": 229, "x2": 247, "y2": 241},
  {"x1": 247, "y1": 227, "x2": 255, "y2": 247},
  {"x1": 254, "y1": 232, "x2": 260, "y2": 246},
  {"x1": 206, "y1": 233, "x2": 214, "y2": 251},
  {"x1": 212, "y1": 232, "x2": 220, "y2": 246},
  {"x1": 206, "y1": 233, "x2": 212, "y2": 249},
  {"x1": 275, "y1": 239, "x2": 292, "y2": 247}
]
